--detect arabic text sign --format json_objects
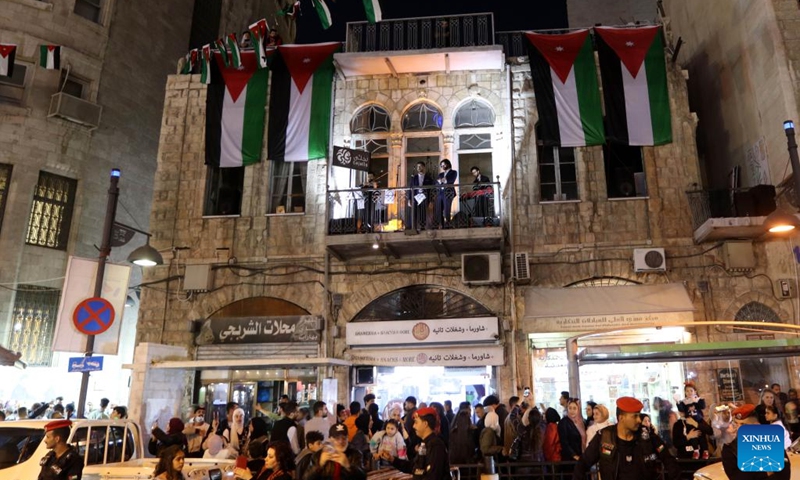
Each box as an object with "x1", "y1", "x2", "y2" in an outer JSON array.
[
  {"x1": 526, "y1": 311, "x2": 694, "y2": 333},
  {"x1": 332, "y1": 146, "x2": 370, "y2": 172},
  {"x1": 346, "y1": 317, "x2": 498, "y2": 346},
  {"x1": 68, "y1": 356, "x2": 104, "y2": 373},
  {"x1": 196, "y1": 315, "x2": 322, "y2": 345},
  {"x1": 348, "y1": 345, "x2": 505, "y2": 367}
]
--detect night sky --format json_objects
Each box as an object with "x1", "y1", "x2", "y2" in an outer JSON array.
[{"x1": 294, "y1": 0, "x2": 569, "y2": 44}]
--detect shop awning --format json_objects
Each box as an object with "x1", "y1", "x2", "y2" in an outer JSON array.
[
  {"x1": 0, "y1": 345, "x2": 25, "y2": 369},
  {"x1": 522, "y1": 283, "x2": 695, "y2": 333},
  {"x1": 150, "y1": 357, "x2": 352, "y2": 370},
  {"x1": 578, "y1": 338, "x2": 800, "y2": 364}
]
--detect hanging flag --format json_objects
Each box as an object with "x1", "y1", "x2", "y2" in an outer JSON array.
[
  {"x1": 39, "y1": 45, "x2": 61, "y2": 70},
  {"x1": 362, "y1": 0, "x2": 382, "y2": 23},
  {"x1": 526, "y1": 30, "x2": 604, "y2": 147},
  {"x1": 214, "y1": 38, "x2": 230, "y2": 67},
  {"x1": 313, "y1": 0, "x2": 332, "y2": 30},
  {"x1": 226, "y1": 33, "x2": 242, "y2": 69},
  {"x1": 0, "y1": 44, "x2": 16, "y2": 77},
  {"x1": 277, "y1": 0, "x2": 301, "y2": 19},
  {"x1": 268, "y1": 42, "x2": 341, "y2": 162},
  {"x1": 205, "y1": 51, "x2": 270, "y2": 168},
  {"x1": 595, "y1": 26, "x2": 671, "y2": 146},
  {"x1": 249, "y1": 19, "x2": 269, "y2": 69},
  {"x1": 200, "y1": 44, "x2": 212, "y2": 84},
  {"x1": 180, "y1": 49, "x2": 198, "y2": 75}
]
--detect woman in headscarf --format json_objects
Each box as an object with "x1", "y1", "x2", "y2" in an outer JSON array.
[
  {"x1": 150, "y1": 418, "x2": 189, "y2": 455},
  {"x1": 480, "y1": 409, "x2": 504, "y2": 458},
  {"x1": 584, "y1": 404, "x2": 611, "y2": 448},
  {"x1": 543, "y1": 408, "x2": 562, "y2": 462},
  {"x1": 245, "y1": 416, "x2": 270, "y2": 463},
  {"x1": 449, "y1": 406, "x2": 476, "y2": 464},
  {"x1": 557, "y1": 398, "x2": 586, "y2": 461},
  {"x1": 223, "y1": 408, "x2": 247, "y2": 455}
]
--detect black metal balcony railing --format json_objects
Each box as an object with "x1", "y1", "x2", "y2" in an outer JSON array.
[
  {"x1": 344, "y1": 13, "x2": 495, "y2": 53},
  {"x1": 685, "y1": 185, "x2": 777, "y2": 231},
  {"x1": 495, "y1": 31, "x2": 530, "y2": 58},
  {"x1": 327, "y1": 182, "x2": 501, "y2": 235}
]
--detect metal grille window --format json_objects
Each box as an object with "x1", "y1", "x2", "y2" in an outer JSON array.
[
  {"x1": 74, "y1": 0, "x2": 103, "y2": 23},
  {"x1": 350, "y1": 104, "x2": 391, "y2": 133},
  {"x1": 0, "y1": 163, "x2": 11, "y2": 233},
  {"x1": 402, "y1": 102, "x2": 443, "y2": 131},
  {"x1": 8, "y1": 286, "x2": 61, "y2": 366},
  {"x1": 270, "y1": 161, "x2": 308, "y2": 214},
  {"x1": 734, "y1": 301, "x2": 783, "y2": 332},
  {"x1": 26, "y1": 171, "x2": 77, "y2": 250},
  {"x1": 454, "y1": 99, "x2": 495, "y2": 128},
  {"x1": 352, "y1": 285, "x2": 492, "y2": 321}
]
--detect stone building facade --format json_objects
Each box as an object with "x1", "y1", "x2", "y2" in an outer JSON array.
[{"x1": 134, "y1": 11, "x2": 799, "y2": 429}]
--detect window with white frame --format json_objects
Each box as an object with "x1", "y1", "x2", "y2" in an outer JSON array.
[
  {"x1": 351, "y1": 104, "x2": 391, "y2": 188},
  {"x1": 269, "y1": 161, "x2": 308, "y2": 214},
  {"x1": 455, "y1": 99, "x2": 494, "y2": 186},
  {"x1": 402, "y1": 102, "x2": 442, "y2": 180},
  {"x1": 537, "y1": 123, "x2": 577, "y2": 202}
]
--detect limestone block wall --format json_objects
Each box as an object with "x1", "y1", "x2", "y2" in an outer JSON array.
[{"x1": 567, "y1": 0, "x2": 659, "y2": 29}]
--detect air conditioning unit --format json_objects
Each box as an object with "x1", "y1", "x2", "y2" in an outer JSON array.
[
  {"x1": 462, "y1": 252, "x2": 503, "y2": 285},
  {"x1": 48, "y1": 92, "x2": 102, "y2": 130},
  {"x1": 353, "y1": 366, "x2": 376, "y2": 386},
  {"x1": 633, "y1": 248, "x2": 666, "y2": 272},
  {"x1": 513, "y1": 252, "x2": 531, "y2": 282}
]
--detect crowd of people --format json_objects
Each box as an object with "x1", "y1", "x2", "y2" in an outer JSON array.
[{"x1": 0, "y1": 396, "x2": 127, "y2": 422}]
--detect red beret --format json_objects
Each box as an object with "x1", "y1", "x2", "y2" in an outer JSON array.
[
  {"x1": 732, "y1": 404, "x2": 756, "y2": 420},
  {"x1": 415, "y1": 407, "x2": 437, "y2": 418},
  {"x1": 44, "y1": 419, "x2": 72, "y2": 432},
  {"x1": 616, "y1": 397, "x2": 644, "y2": 413}
]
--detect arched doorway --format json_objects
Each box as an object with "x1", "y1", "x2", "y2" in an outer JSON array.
[
  {"x1": 349, "y1": 285, "x2": 499, "y2": 415},
  {"x1": 734, "y1": 301, "x2": 790, "y2": 401}
]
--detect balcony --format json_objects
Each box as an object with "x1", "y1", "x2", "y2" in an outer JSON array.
[
  {"x1": 326, "y1": 182, "x2": 504, "y2": 261},
  {"x1": 495, "y1": 31, "x2": 530, "y2": 58},
  {"x1": 686, "y1": 185, "x2": 777, "y2": 243},
  {"x1": 336, "y1": 13, "x2": 504, "y2": 77}
]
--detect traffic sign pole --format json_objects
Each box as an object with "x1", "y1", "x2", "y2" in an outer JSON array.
[{"x1": 77, "y1": 169, "x2": 120, "y2": 418}]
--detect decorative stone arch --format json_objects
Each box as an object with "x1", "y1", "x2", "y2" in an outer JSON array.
[
  {"x1": 349, "y1": 102, "x2": 392, "y2": 134},
  {"x1": 197, "y1": 282, "x2": 322, "y2": 320},
  {"x1": 341, "y1": 276, "x2": 501, "y2": 323},
  {"x1": 450, "y1": 88, "x2": 504, "y2": 123},
  {"x1": 721, "y1": 291, "x2": 794, "y2": 325},
  {"x1": 564, "y1": 276, "x2": 642, "y2": 288},
  {"x1": 397, "y1": 93, "x2": 447, "y2": 128},
  {"x1": 350, "y1": 284, "x2": 494, "y2": 322},
  {"x1": 207, "y1": 296, "x2": 310, "y2": 318}
]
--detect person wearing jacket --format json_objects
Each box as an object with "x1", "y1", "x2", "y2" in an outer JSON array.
[
  {"x1": 558, "y1": 398, "x2": 586, "y2": 461},
  {"x1": 543, "y1": 408, "x2": 562, "y2": 461},
  {"x1": 383, "y1": 407, "x2": 450, "y2": 480},
  {"x1": 150, "y1": 418, "x2": 189, "y2": 456},
  {"x1": 303, "y1": 423, "x2": 366, "y2": 480},
  {"x1": 480, "y1": 411, "x2": 504, "y2": 458}
]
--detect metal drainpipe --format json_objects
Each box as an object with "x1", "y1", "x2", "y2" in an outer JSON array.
[
  {"x1": 567, "y1": 336, "x2": 581, "y2": 400},
  {"x1": 506, "y1": 61, "x2": 519, "y2": 396}
]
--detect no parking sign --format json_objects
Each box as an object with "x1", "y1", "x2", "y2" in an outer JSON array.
[{"x1": 72, "y1": 297, "x2": 115, "y2": 335}]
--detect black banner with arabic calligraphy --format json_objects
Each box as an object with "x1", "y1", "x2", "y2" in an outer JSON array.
[
  {"x1": 332, "y1": 146, "x2": 370, "y2": 172},
  {"x1": 196, "y1": 315, "x2": 322, "y2": 345}
]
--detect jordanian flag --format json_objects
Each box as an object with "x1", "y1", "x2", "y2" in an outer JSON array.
[
  {"x1": 39, "y1": 45, "x2": 61, "y2": 70},
  {"x1": 595, "y1": 26, "x2": 671, "y2": 146},
  {"x1": 249, "y1": 19, "x2": 269, "y2": 69},
  {"x1": 0, "y1": 44, "x2": 16, "y2": 77},
  {"x1": 226, "y1": 33, "x2": 242, "y2": 69},
  {"x1": 363, "y1": 0, "x2": 382, "y2": 23},
  {"x1": 526, "y1": 30, "x2": 604, "y2": 147},
  {"x1": 205, "y1": 51, "x2": 269, "y2": 168},
  {"x1": 313, "y1": 0, "x2": 332, "y2": 29},
  {"x1": 200, "y1": 44, "x2": 212, "y2": 84},
  {"x1": 268, "y1": 42, "x2": 341, "y2": 162}
]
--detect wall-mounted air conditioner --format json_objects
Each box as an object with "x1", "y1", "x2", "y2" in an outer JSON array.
[
  {"x1": 48, "y1": 92, "x2": 102, "y2": 130},
  {"x1": 462, "y1": 252, "x2": 503, "y2": 285},
  {"x1": 513, "y1": 252, "x2": 531, "y2": 282},
  {"x1": 633, "y1": 248, "x2": 666, "y2": 272}
]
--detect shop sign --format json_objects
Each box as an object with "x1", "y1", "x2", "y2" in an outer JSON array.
[
  {"x1": 346, "y1": 317, "x2": 499, "y2": 346},
  {"x1": 196, "y1": 315, "x2": 321, "y2": 345},
  {"x1": 528, "y1": 311, "x2": 693, "y2": 333},
  {"x1": 332, "y1": 146, "x2": 370, "y2": 172},
  {"x1": 717, "y1": 367, "x2": 745, "y2": 403},
  {"x1": 348, "y1": 345, "x2": 504, "y2": 367}
]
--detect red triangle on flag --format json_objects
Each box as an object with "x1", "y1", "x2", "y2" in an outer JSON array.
[
  {"x1": 0, "y1": 44, "x2": 15, "y2": 58},
  {"x1": 526, "y1": 30, "x2": 591, "y2": 84},
  {"x1": 278, "y1": 42, "x2": 341, "y2": 94},
  {"x1": 47, "y1": 45, "x2": 58, "y2": 52},
  {"x1": 595, "y1": 26, "x2": 660, "y2": 79},
  {"x1": 215, "y1": 51, "x2": 261, "y2": 102}
]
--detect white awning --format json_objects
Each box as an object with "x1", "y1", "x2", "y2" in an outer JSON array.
[
  {"x1": 521, "y1": 283, "x2": 695, "y2": 334},
  {"x1": 150, "y1": 357, "x2": 352, "y2": 370}
]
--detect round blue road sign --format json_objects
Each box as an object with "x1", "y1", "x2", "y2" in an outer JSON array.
[{"x1": 72, "y1": 297, "x2": 115, "y2": 335}]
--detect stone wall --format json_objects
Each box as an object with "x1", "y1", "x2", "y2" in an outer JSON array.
[{"x1": 567, "y1": 0, "x2": 659, "y2": 28}]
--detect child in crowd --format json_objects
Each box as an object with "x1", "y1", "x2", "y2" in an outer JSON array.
[
  {"x1": 677, "y1": 381, "x2": 707, "y2": 422},
  {"x1": 370, "y1": 419, "x2": 407, "y2": 468}
]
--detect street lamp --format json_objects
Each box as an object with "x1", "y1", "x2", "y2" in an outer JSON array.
[
  {"x1": 763, "y1": 121, "x2": 800, "y2": 235},
  {"x1": 76, "y1": 169, "x2": 160, "y2": 418},
  {"x1": 764, "y1": 210, "x2": 799, "y2": 233}
]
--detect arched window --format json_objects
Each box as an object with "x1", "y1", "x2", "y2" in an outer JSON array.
[
  {"x1": 734, "y1": 302, "x2": 782, "y2": 324},
  {"x1": 454, "y1": 99, "x2": 495, "y2": 128},
  {"x1": 352, "y1": 285, "x2": 492, "y2": 321},
  {"x1": 350, "y1": 104, "x2": 391, "y2": 133},
  {"x1": 402, "y1": 102, "x2": 443, "y2": 132},
  {"x1": 565, "y1": 276, "x2": 641, "y2": 287}
]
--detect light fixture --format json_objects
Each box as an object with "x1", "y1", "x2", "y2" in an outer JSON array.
[
  {"x1": 372, "y1": 235, "x2": 380, "y2": 249},
  {"x1": 127, "y1": 238, "x2": 164, "y2": 266},
  {"x1": 764, "y1": 210, "x2": 800, "y2": 233}
]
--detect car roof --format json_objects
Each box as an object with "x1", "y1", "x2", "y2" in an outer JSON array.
[{"x1": 0, "y1": 419, "x2": 138, "y2": 430}]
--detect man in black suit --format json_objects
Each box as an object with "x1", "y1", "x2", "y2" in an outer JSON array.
[
  {"x1": 409, "y1": 161, "x2": 435, "y2": 230},
  {"x1": 436, "y1": 159, "x2": 458, "y2": 228}
]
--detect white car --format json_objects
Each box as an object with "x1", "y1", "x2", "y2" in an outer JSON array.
[{"x1": 0, "y1": 418, "x2": 234, "y2": 480}]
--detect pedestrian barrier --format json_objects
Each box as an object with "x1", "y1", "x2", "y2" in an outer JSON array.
[{"x1": 451, "y1": 459, "x2": 717, "y2": 480}]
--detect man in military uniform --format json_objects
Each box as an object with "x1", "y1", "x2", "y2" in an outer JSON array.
[
  {"x1": 573, "y1": 397, "x2": 680, "y2": 480},
  {"x1": 383, "y1": 406, "x2": 451, "y2": 480},
  {"x1": 38, "y1": 419, "x2": 82, "y2": 480},
  {"x1": 721, "y1": 404, "x2": 791, "y2": 480}
]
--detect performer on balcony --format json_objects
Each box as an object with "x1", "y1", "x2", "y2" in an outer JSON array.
[{"x1": 409, "y1": 162, "x2": 435, "y2": 230}]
